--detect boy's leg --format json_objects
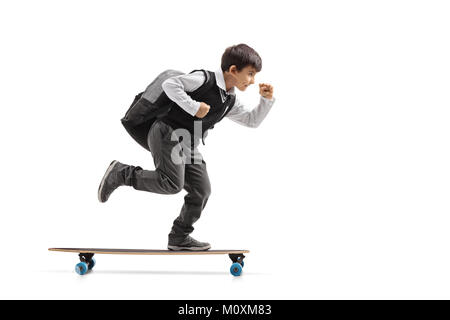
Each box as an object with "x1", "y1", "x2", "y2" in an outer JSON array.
[
  {"x1": 131, "y1": 120, "x2": 186, "y2": 194},
  {"x1": 98, "y1": 120, "x2": 185, "y2": 202},
  {"x1": 168, "y1": 158, "x2": 212, "y2": 249}
]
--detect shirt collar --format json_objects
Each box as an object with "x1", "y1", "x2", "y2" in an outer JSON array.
[{"x1": 214, "y1": 69, "x2": 235, "y2": 95}]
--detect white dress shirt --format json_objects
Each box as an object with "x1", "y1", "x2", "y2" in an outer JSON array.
[{"x1": 161, "y1": 69, "x2": 275, "y2": 128}]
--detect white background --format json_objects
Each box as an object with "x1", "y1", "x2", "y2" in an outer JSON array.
[{"x1": 0, "y1": 0, "x2": 449, "y2": 299}]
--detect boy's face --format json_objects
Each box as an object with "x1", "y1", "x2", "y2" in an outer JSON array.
[{"x1": 229, "y1": 65, "x2": 258, "y2": 91}]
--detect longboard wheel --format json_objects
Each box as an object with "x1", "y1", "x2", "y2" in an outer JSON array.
[
  {"x1": 75, "y1": 262, "x2": 89, "y2": 275},
  {"x1": 88, "y1": 258, "x2": 96, "y2": 270},
  {"x1": 230, "y1": 262, "x2": 243, "y2": 276}
]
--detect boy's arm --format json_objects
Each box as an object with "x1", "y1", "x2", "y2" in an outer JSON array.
[
  {"x1": 226, "y1": 84, "x2": 275, "y2": 128},
  {"x1": 162, "y1": 72, "x2": 205, "y2": 116}
]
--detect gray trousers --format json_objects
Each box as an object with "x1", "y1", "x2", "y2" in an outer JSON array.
[{"x1": 130, "y1": 120, "x2": 211, "y2": 240}]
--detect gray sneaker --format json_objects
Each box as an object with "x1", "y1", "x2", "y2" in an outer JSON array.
[
  {"x1": 168, "y1": 236, "x2": 211, "y2": 251},
  {"x1": 98, "y1": 160, "x2": 127, "y2": 203}
]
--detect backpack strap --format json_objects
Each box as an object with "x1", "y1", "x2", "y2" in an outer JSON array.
[{"x1": 188, "y1": 69, "x2": 215, "y2": 98}]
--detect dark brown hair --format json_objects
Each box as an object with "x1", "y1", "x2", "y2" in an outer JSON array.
[{"x1": 221, "y1": 44, "x2": 262, "y2": 73}]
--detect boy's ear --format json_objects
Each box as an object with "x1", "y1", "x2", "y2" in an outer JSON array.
[{"x1": 227, "y1": 65, "x2": 238, "y2": 74}]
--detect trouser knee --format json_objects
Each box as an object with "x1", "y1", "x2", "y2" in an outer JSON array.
[{"x1": 161, "y1": 172, "x2": 184, "y2": 194}]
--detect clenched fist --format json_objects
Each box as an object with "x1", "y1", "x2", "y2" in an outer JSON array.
[
  {"x1": 195, "y1": 102, "x2": 211, "y2": 118},
  {"x1": 259, "y1": 83, "x2": 274, "y2": 100}
]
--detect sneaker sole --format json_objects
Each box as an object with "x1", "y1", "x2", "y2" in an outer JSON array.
[
  {"x1": 98, "y1": 160, "x2": 119, "y2": 203},
  {"x1": 167, "y1": 245, "x2": 211, "y2": 251}
]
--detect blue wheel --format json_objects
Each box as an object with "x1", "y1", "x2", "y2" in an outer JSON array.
[
  {"x1": 230, "y1": 262, "x2": 243, "y2": 276},
  {"x1": 75, "y1": 262, "x2": 88, "y2": 275},
  {"x1": 88, "y1": 258, "x2": 96, "y2": 270}
]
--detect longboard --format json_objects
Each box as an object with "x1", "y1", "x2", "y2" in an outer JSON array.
[{"x1": 48, "y1": 248, "x2": 249, "y2": 276}]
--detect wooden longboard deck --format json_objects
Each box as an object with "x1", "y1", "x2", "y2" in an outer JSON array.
[{"x1": 48, "y1": 248, "x2": 249, "y2": 255}]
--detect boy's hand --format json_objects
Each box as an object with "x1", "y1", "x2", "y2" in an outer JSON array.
[
  {"x1": 195, "y1": 102, "x2": 211, "y2": 118},
  {"x1": 259, "y1": 83, "x2": 274, "y2": 100}
]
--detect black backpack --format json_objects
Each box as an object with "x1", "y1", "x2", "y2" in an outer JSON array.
[{"x1": 121, "y1": 69, "x2": 212, "y2": 151}]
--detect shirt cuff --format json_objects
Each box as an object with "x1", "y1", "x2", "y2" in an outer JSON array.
[
  {"x1": 261, "y1": 96, "x2": 275, "y2": 103},
  {"x1": 190, "y1": 101, "x2": 201, "y2": 116}
]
